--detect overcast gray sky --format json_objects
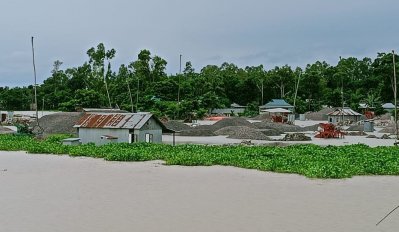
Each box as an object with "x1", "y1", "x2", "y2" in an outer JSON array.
[{"x1": 1, "y1": 0, "x2": 398, "y2": 87}]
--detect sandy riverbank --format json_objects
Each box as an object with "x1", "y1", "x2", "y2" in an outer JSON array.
[{"x1": 1, "y1": 151, "x2": 398, "y2": 232}]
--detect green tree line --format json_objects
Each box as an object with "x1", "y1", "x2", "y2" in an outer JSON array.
[{"x1": 0, "y1": 43, "x2": 397, "y2": 119}]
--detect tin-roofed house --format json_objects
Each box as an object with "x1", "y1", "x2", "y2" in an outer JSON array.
[
  {"x1": 74, "y1": 112, "x2": 175, "y2": 145},
  {"x1": 327, "y1": 108, "x2": 363, "y2": 124},
  {"x1": 259, "y1": 99, "x2": 294, "y2": 111}
]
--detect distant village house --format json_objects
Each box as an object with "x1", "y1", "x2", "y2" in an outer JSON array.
[{"x1": 74, "y1": 112, "x2": 174, "y2": 145}]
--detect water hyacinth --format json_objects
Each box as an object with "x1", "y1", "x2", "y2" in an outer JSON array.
[{"x1": 1, "y1": 134, "x2": 399, "y2": 179}]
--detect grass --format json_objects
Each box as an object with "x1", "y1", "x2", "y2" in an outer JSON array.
[{"x1": 1, "y1": 134, "x2": 399, "y2": 179}]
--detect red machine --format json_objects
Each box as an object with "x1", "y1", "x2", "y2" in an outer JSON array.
[
  {"x1": 364, "y1": 111, "x2": 374, "y2": 119},
  {"x1": 315, "y1": 123, "x2": 345, "y2": 139}
]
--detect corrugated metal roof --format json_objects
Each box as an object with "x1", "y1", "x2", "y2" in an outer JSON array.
[
  {"x1": 327, "y1": 108, "x2": 362, "y2": 116},
  {"x1": 260, "y1": 99, "x2": 293, "y2": 109},
  {"x1": 74, "y1": 112, "x2": 176, "y2": 133},
  {"x1": 75, "y1": 113, "x2": 152, "y2": 129}
]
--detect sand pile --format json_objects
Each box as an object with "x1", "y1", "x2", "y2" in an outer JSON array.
[
  {"x1": 164, "y1": 121, "x2": 191, "y2": 132},
  {"x1": 304, "y1": 108, "x2": 334, "y2": 121},
  {"x1": 215, "y1": 126, "x2": 271, "y2": 140},
  {"x1": 30, "y1": 112, "x2": 82, "y2": 135}
]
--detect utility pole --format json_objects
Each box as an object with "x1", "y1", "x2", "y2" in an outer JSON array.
[
  {"x1": 31, "y1": 37, "x2": 39, "y2": 126},
  {"x1": 136, "y1": 77, "x2": 139, "y2": 112},
  {"x1": 103, "y1": 63, "x2": 112, "y2": 108},
  {"x1": 339, "y1": 56, "x2": 344, "y2": 124},
  {"x1": 178, "y1": 54, "x2": 182, "y2": 103},
  {"x1": 126, "y1": 78, "x2": 134, "y2": 112},
  {"x1": 393, "y1": 50, "x2": 398, "y2": 141},
  {"x1": 293, "y1": 72, "x2": 301, "y2": 115}
]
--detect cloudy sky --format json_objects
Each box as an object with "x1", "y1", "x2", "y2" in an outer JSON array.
[{"x1": 1, "y1": 0, "x2": 398, "y2": 87}]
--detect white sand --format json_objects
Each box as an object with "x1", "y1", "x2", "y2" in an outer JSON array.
[{"x1": 1, "y1": 151, "x2": 398, "y2": 232}]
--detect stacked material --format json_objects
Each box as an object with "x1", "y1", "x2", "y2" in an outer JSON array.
[
  {"x1": 253, "y1": 121, "x2": 318, "y2": 132},
  {"x1": 304, "y1": 108, "x2": 335, "y2": 121},
  {"x1": 280, "y1": 133, "x2": 311, "y2": 141},
  {"x1": 30, "y1": 112, "x2": 82, "y2": 135},
  {"x1": 178, "y1": 129, "x2": 216, "y2": 136},
  {"x1": 212, "y1": 117, "x2": 257, "y2": 130},
  {"x1": 215, "y1": 126, "x2": 271, "y2": 140},
  {"x1": 164, "y1": 121, "x2": 191, "y2": 131}
]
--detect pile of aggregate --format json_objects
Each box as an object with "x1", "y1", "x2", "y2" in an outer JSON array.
[
  {"x1": 304, "y1": 108, "x2": 335, "y2": 121},
  {"x1": 379, "y1": 123, "x2": 397, "y2": 134},
  {"x1": 164, "y1": 120, "x2": 191, "y2": 132},
  {"x1": 253, "y1": 121, "x2": 318, "y2": 133},
  {"x1": 251, "y1": 114, "x2": 272, "y2": 120},
  {"x1": 178, "y1": 129, "x2": 216, "y2": 136},
  {"x1": 214, "y1": 126, "x2": 271, "y2": 140},
  {"x1": 211, "y1": 117, "x2": 257, "y2": 130},
  {"x1": 30, "y1": 112, "x2": 82, "y2": 136},
  {"x1": 280, "y1": 133, "x2": 311, "y2": 141}
]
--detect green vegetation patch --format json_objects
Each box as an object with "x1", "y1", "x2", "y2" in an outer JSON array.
[{"x1": 1, "y1": 134, "x2": 399, "y2": 179}]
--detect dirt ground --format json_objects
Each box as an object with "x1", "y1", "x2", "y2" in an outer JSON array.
[{"x1": 0, "y1": 151, "x2": 398, "y2": 232}]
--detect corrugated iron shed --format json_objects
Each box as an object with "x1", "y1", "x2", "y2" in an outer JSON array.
[{"x1": 74, "y1": 113, "x2": 174, "y2": 132}]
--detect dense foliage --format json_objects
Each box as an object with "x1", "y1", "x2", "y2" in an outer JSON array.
[
  {"x1": 0, "y1": 43, "x2": 397, "y2": 118},
  {"x1": 1, "y1": 134, "x2": 399, "y2": 179}
]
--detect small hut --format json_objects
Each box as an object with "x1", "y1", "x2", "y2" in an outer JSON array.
[
  {"x1": 327, "y1": 108, "x2": 362, "y2": 124},
  {"x1": 74, "y1": 112, "x2": 175, "y2": 145}
]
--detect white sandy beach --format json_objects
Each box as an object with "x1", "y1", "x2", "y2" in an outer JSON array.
[{"x1": 1, "y1": 151, "x2": 398, "y2": 232}]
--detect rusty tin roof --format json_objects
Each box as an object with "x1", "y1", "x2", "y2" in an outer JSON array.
[{"x1": 74, "y1": 113, "x2": 176, "y2": 132}]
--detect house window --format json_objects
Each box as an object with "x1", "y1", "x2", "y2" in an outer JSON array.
[{"x1": 145, "y1": 133, "x2": 153, "y2": 143}]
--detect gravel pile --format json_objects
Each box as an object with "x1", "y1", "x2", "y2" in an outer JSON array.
[
  {"x1": 280, "y1": 133, "x2": 311, "y2": 141},
  {"x1": 301, "y1": 124, "x2": 320, "y2": 132},
  {"x1": 379, "y1": 126, "x2": 396, "y2": 134},
  {"x1": 253, "y1": 121, "x2": 306, "y2": 132},
  {"x1": 178, "y1": 129, "x2": 216, "y2": 136},
  {"x1": 347, "y1": 125, "x2": 364, "y2": 131},
  {"x1": 164, "y1": 121, "x2": 191, "y2": 131},
  {"x1": 212, "y1": 117, "x2": 257, "y2": 130},
  {"x1": 304, "y1": 108, "x2": 335, "y2": 121},
  {"x1": 378, "y1": 113, "x2": 392, "y2": 120},
  {"x1": 30, "y1": 112, "x2": 82, "y2": 135},
  {"x1": 214, "y1": 126, "x2": 271, "y2": 140},
  {"x1": 251, "y1": 114, "x2": 272, "y2": 120}
]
